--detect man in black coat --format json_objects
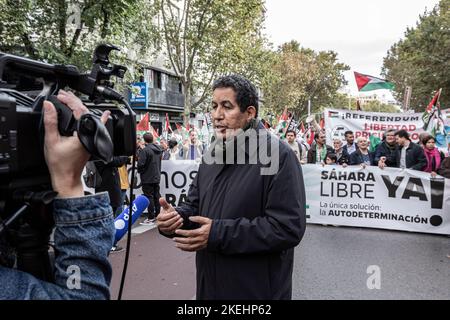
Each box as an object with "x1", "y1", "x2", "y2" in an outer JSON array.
[
  {"x1": 138, "y1": 133, "x2": 163, "y2": 224},
  {"x1": 156, "y1": 75, "x2": 306, "y2": 300},
  {"x1": 394, "y1": 129, "x2": 427, "y2": 170},
  {"x1": 95, "y1": 156, "x2": 129, "y2": 215},
  {"x1": 374, "y1": 129, "x2": 398, "y2": 168}
]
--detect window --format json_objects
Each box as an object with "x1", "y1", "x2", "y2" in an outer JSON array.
[{"x1": 155, "y1": 71, "x2": 162, "y2": 89}]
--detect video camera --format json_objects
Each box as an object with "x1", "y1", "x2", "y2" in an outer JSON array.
[{"x1": 0, "y1": 44, "x2": 136, "y2": 280}]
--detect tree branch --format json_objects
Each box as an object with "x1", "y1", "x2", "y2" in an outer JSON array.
[
  {"x1": 161, "y1": 0, "x2": 182, "y2": 77},
  {"x1": 100, "y1": 5, "x2": 109, "y2": 39},
  {"x1": 192, "y1": 63, "x2": 218, "y2": 108},
  {"x1": 57, "y1": 0, "x2": 67, "y2": 53},
  {"x1": 186, "y1": 0, "x2": 214, "y2": 78}
]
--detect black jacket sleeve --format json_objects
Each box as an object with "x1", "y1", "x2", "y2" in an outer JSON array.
[
  {"x1": 137, "y1": 148, "x2": 149, "y2": 174},
  {"x1": 207, "y1": 150, "x2": 306, "y2": 254},
  {"x1": 410, "y1": 145, "x2": 427, "y2": 171}
]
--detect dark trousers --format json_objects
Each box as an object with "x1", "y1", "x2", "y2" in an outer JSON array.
[{"x1": 142, "y1": 183, "x2": 161, "y2": 219}]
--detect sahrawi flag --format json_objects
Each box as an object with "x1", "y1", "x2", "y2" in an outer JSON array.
[
  {"x1": 354, "y1": 72, "x2": 395, "y2": 92},
  {"x1": 423, "y1": 89, "x2": 445, "y2": 137}
]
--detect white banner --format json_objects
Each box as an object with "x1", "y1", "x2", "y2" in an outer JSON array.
[
  {"x1": 324, "y1": 108, "x2": 425, "y2": 143},
  {"x1": 156, "y1": 161, "x2": 450, "y2": 235},
  {"x1": 160, "y1": 160, "x2": 200, "y2": 207},
  {"x1": 303, "y1": 164, "x2": 450, "y2": 235}
]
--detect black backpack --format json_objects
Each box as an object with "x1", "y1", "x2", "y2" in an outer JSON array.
[{"x1": 83, "y1": 161, "x2": 102, "y2": 188}]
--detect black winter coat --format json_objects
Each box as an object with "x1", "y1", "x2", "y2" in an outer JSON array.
[
  {"x1": 95, "y1": 156, "x2": 129, "y2": 208},
  {"x1": 373, "y1": 141, "x2": 398, "y2": 167},
  {"x1": 137, "y1": 143, "x2": 163, "y2": 184},
  {"x1": 349, "y1": 149, "x2": 375, "y2": 166},
  {"x1": 174, "y1": 129, "x2": 306, "y2": 300},
  {"x1": 395, "y1": 142, "x2": 427, "y2": 170}
]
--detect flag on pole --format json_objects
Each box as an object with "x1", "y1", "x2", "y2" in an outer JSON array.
[
  {"x1": 300, "y1": 121, "x2": 305, "y2": 134},
  {"x1": 165, "y1": 113, "x2": 172, "y2": 133},
  {"x1": 354, "y1": 72, "x2": 395, "y2": 92},
  {"x1": 136, "y1": 112, "x2": 149, "y2": 131},
  {"x1": 422, "y1": 89, "x2": 442, "y2": 131},
  {"x1": 275, "y1": 107, "x2": 289, "y2": 136},
  {"x1": 150, "y1": 125, "x2": 160, "y2": 140},
  {"x1": 306, "y1": 128, "x2": 315, "y2": 146}
]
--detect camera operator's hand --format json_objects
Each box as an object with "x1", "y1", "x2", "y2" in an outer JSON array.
[{"x1": 43, "y1": 90, "x2": 110, "y2": 198}]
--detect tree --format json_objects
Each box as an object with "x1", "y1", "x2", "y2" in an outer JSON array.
[
  {"x1": 382, "y1": 0, "x2": 450, "y2": 111},
  {"x1": 262, "y1": 40, "x2": 349, "y2": 120},
  {"x1": 156, "y1": 0, "x2": 267, "y2": 119},
  {"x1": 328, "y1": 93, "x2": 400, "y2": 113},
  {"x1": 359, "y1": 100, "x2": 400, "y2": 113},
  {"x1": 0, "y1": 0, "x2": 159, "y2": 79}
]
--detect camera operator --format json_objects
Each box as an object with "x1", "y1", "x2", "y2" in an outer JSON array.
[{"x1": 0, "y1": 90, "x2": 115, "y2": 299}]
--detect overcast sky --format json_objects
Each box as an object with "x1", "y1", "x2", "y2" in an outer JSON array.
[{"x1": 264, "y1": 0, "x2": 440, "y2": 95}]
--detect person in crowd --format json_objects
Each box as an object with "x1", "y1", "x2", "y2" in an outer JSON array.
[
  {"x1": 307, "y1": 130, "x2": 334, "y2": 164},
  {"x1": 394, "y1": 129, "x2": 427, "y2": 170},
  {"x1": 163, "y1": 138, "x2": 181, "y2": 160},
  {"x1": 180, "y1": 130, "x2": 205, "y2": 160},
  {"x1": 138, "y1": 133, "x2": 163, "y2": 225},
  {"x1": 156, "y1": 74, "x2": 306, "y2": 300},
  {"x1": 95, "y1": 156, "x2": 129, "y2": 217},
  {"x1": 342, "y1": 130, "x2": 357, "y2": 155},
  {"x1": 285, "y1": 130, "x2": 307, "y2": 164},
  {"x1": 324, "y1": 153, "x2": 338, "y2": 166},
  {"x1": 375, "y1": 129, "x2": 398, "y2": 169},
  {"x1": 159, "y1": 138, "x2": 168, "y2": 152},
  {"x1": 117, "y1": 162, "x2": 130, "y2": 215},
  {"x1": 0, "y1": 90, "x2": 114, "y2": 299},
  {"x1": 332, "y1": 139, "x2": 349, "y2": 165},
  {"x1": 349, "y1": 136, "x2": 375, "y2": 167},
  {"x1": 136, "y1": 135, "x2": 145, "y2": 159},
  {"x1": 421, "y1": 135, "x2": 445, "y2": 178},
  {"x1": 418, "y1": 132, "x2": 432, "y2": 147}
]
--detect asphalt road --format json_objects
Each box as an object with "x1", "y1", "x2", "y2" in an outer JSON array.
[{"x1": 109, "y1": 221, "x2": 449, "y2": 300}]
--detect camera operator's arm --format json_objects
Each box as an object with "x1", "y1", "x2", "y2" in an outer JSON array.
[{"x1": 0, "y1": 91, "x2": 115, "y2": 299}]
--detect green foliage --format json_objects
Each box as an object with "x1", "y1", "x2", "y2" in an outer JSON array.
[
  {"x1": 382, "y1": 0, "x2": 450, "y2": 111},
  {"x1": 156, "y1": 0, "x2": 269, "y2": 116},
  {"x1": 261, "y1": 40, "x2": 349, "y2": 119},
  {"x1": 0, "y1": 0, "x2": 159, "y2": 79},
  {"x1": 327, "y1": 93, "x2": 400, "y2": 113},
  {"x1": 360, "y1": 100, "x2": 400, "y2": 113}
]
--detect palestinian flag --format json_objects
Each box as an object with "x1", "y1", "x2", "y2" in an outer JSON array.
[
  {"x1": 328, "y1": 111, "x2": 339, "y2": 118},
  {"x1": 354, "y1": 72, "x2": 394, "y2": 92}
]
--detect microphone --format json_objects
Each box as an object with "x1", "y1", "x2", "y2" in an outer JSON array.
[{"x1": 114, "y1": 195, "x2": 150, "y2": 244}]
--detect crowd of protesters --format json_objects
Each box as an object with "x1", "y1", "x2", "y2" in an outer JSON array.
[
  {"x1": 134, "y1": 125, "x2": 450, "y2": 181},
  {"x1": 281, "y1": 128, "x2": 449, "y2": 179}
]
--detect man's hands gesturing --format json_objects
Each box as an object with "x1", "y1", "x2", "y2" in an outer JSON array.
[{"x1": 156, "y1": 198, "x2": 184, "y2": 235}]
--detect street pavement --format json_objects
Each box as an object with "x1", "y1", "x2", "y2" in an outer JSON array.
[{"x1": 109, "y1": 220, "x2": 449, "y2": 300}]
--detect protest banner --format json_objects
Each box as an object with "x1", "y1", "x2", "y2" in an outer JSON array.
[{"x1": 157, "y1": 161, "x2": 450, "y2": 235}]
